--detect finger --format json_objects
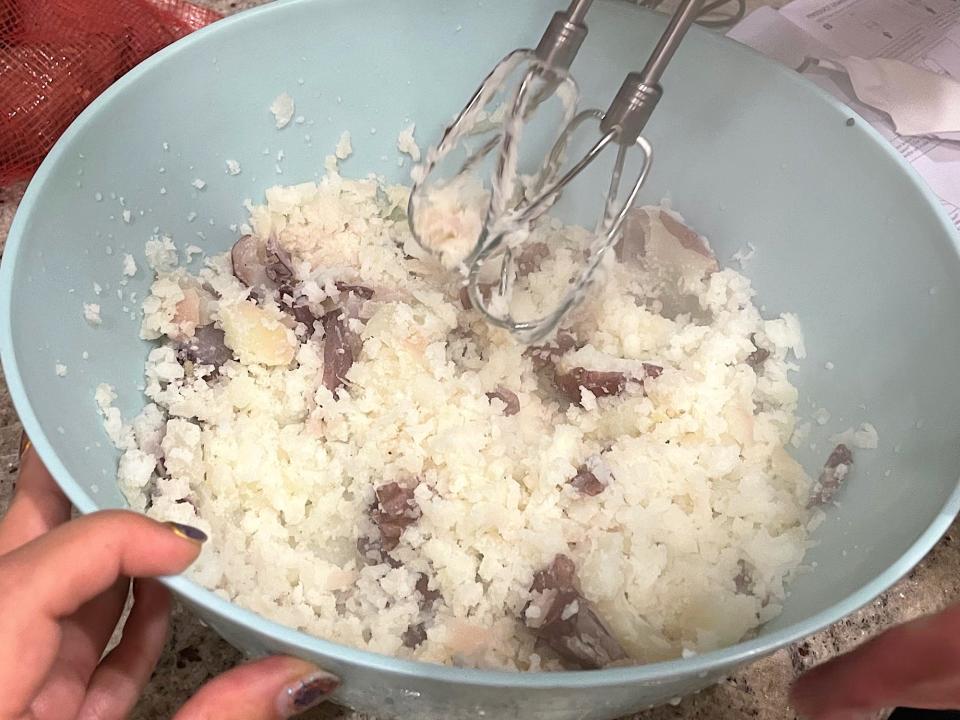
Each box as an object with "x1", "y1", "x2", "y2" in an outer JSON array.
[
  {"x1": 77, "y1": 579, "x2": 173, "y2": 720},
  {"x1": 173, "y1": 656, "x2": 339, "y2": 720},
  {"x1": 28, "y1": 579, "x2": 130, "y2": 720},
  {"x1": 0, "y1": 440, "x2": 71, "y2": 554},
  {"x1": 60, "y1": 578, "x2": 130, "y2": 681},
  {"x1": 792, "y1": 605, "x2": 960, "y2": 719},
  {"x1": 1, "y1": 510, "x2": 204, "y2": 619},
  {"x1": 0, "y1": 512, "x2": 204, "y2": 717}
]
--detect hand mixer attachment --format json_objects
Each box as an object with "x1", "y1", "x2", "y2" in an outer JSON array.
[
  {"x1": 409, "y1": 0, "x2": 703, "y2": 343},
  {"x1": 406, "y1": 1, "x2": 592, "y2": 269}
]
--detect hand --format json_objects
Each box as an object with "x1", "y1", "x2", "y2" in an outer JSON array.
[
  {"x1": 0, "y1": 435, "x2": 339, "y2": 720},
  {"x1": 792, "y1": 603, "x2": 960, "y2": 719}
]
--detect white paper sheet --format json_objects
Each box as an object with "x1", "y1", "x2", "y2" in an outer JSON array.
[{"x1": 729, "y1": 0, "x2": 960, "y2": 230}]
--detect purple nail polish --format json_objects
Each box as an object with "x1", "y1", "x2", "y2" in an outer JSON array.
[
  {"x1": 278, "y1": 671, "x2": 340, "y2": 716},
  {"x1": 165, "y1": 521, "x2": 208, "y2": 543}
]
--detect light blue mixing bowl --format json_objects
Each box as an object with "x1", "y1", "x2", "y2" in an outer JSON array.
[{"x1": 2, "y1": 1, "x2": 960, "y2": 718}]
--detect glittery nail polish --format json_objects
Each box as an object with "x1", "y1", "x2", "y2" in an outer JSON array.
[
  {"x1": 18, "y1": 432, "x2": 31, "y2": 458},
  {"x1": 278, "y1": 670, "x2": 340, "y2": 717},
  {"x1": 164, "y1": 521, "x2": 208, "y2": 543}
]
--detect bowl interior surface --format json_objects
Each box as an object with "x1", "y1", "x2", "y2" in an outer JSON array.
[{"x1": 3, "y1": 0, "x2": 960, "y2": 701}]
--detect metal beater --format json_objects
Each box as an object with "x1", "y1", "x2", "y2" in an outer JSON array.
[{"x1": 409, "y1": 0, "x2": 704, "y2": 343}]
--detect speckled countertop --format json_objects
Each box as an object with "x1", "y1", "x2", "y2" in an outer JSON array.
[{"x1": 1, "y1": 1, "x2": 959, "y2": 718}]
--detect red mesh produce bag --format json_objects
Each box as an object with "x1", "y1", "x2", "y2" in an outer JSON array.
[{"x1": 0, "y1": 0, "x2": 221, "y2": 186}]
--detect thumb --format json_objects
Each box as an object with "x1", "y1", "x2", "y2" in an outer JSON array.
[
  {"x1": 173, "y1": 656, "x2": 339, "y2": 720},
  {"x1": 792, "y1": 604, "x2": 960, "y2": 718}
]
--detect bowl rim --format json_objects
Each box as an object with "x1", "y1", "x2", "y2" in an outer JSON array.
[{"x1": 3, "y1": 0, "x2": 960, "y2": 690}]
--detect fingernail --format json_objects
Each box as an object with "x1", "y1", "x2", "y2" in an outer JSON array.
[
  {"x1": 277, "y1": 670, "x2": 340, "y2": 717},
  {"x1": 164, "y1": 521, "x2": 208, "y2": 544},
  {"x1": 18, "y1": 432, "x2": 31, "y2": 458}
]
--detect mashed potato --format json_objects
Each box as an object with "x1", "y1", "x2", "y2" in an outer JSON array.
[{"x1": 98, "y1": 164, "x2": 813, "y2": 671}]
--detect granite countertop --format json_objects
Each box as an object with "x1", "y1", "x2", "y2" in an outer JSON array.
[{"x1": 2, "y1": 1, "x2": 959, "y2": 718}]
